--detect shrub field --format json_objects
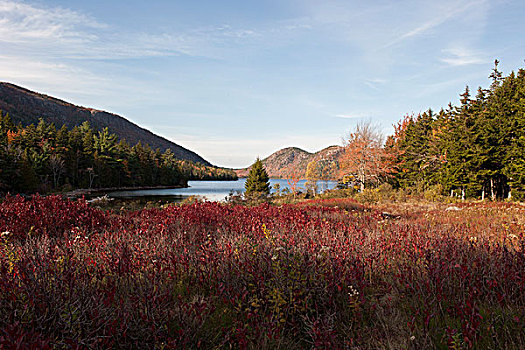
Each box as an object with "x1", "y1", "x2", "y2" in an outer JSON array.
[{"x1": 1, "y1": 195, "x2": 524, "y2": 349}]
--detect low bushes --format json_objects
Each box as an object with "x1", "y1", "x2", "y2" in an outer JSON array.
[{"x1": 1, "y1": 196, "x2": 524, "y2": 348}]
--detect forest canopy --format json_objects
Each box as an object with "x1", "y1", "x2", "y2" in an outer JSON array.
[
  {"x1": 384, "y1": 61, "x2": 525, "y2": 200},
  {"x1": 0, "y1": 117, "x2": 237, "y2": 194}
]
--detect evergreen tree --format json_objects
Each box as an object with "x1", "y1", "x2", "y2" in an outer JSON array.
[
  {"x1": 439, "y1": 90, "x2": 480, "y2": 199},
  {"x1": 390, "y1": 63, "x2": 525, "y2": 200},
  {"x1": 244, "y1": 158, "x2": 270, "y2": 197},
  {"x1": 393, "y1": 110, "x2": 441, "y2": 189},
  {"x1": 501, "y1": 69, "x2": 525, "y2": 199},
  {"x1": 93, "y1": 127, "x2": 121, "y2": 187},
  {"x1": 0, "y1": 116, "x2": 235, "y2": 194}
]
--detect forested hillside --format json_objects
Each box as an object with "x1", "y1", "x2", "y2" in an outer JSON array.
[
  {"x1": 387, "y1": 61, "x2": 525, "y2": 200},
  {"x1": 0, "y1": 82, "x2": 210, "y2": 165},
  {"x1": 0, "y1": 116, "x2": 236, "y2": 194}
]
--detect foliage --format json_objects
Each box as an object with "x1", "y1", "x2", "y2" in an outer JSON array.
[
  {"x1": 244, "y1": 158, "x2": 270, "y2": 198},
  {"x1": 287, "y1": 170, "x2": 301, "y2": 200},
  {"x1": 0, "y1": 195, "x2": 108, "y2": 240},
  {"x1": 0, "y1": 116, "x2": 237, "y2": 194},
  {"x1": 389, "y1": 62, "x2": 525, "y2": 200},
  {"x1": 340, "y1": 121, "x2": 396, "y2": 191},
  {"x1": 423, "y1": 184, "x2": 445, "y2": 202},
  {"x1": 178, "y1": 160, "x2": 238, "y2": 181},
  {"x1": 305, "y1": 160, "x2": 320, "y2": 195},
  {"x1": 1, "y1": 196, "x2": 525, "y2": 348}
]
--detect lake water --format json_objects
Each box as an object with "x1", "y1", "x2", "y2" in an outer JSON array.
[{"x1": 108, "y1": 179, "x2": 338, "y2": 202}]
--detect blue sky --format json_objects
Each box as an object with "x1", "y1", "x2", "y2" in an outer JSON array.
[{"x1": 0, "y1": 0, "x2": 523, "y2": 167}]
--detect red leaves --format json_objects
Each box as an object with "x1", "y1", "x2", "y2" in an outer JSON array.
[
  {"x1": 0, "y1": 323, "x2": 51, "y2": 350},
  {"x1": 0, "y1": 197, "x2": 524, "y2": 348},
  {"x1": 0, "y1": 194, "x2": 108, "y2": 240}
]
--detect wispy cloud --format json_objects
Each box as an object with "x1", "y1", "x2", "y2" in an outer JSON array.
[
  {"x1": 0, "y1": 1, "x2": 105, "y2": 43},
  {"x1": 0, "y1": 0, "x2": 270, "y2": 104},
  {"x1": 385, "y1": 0, "x2": 487, "y2": 47},
  {"x1": 440, "y1": 47, "x2": 486, "y2": 66},
  {"x1": 0, "y1": 1, "x2": 134, "y2": 58},
  {"x1": 364, "y1": 78, "x2": 387, "y2": 90},
  {"x1": 0, "y1": 54, "x2": 110, "y2": 93},
  {"x1": 334, "y1": 113, "x2": 365, "y2": 119},
  {"x1": 0, "y1": 1, "x2": 265, "y2": 60}
]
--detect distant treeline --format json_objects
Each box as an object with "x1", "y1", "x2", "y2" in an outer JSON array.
[
  {"x1": 388, "y1": 61, "x2": 525, "y2": 200},
  {"x1": 0, "y1": 116, "x2": 237, "y2": 193}
]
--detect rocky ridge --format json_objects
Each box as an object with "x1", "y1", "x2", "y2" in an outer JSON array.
[{"x1": 236, "y1": 145, "x2": 343, "y2": 179}]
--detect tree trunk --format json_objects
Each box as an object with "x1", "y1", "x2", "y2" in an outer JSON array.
[
  {"x1": 481, "y1": 188, "x2": 485, "y2": 201},
  {"x1": 359, "y1": 169, "x2": 365, "y2": 192},
  {"x1": 461, "y1": 188, "x2": 465, "y2": 200},
  {"x1": 490, "y1": 178, "x2": 495, "y2": 201}
]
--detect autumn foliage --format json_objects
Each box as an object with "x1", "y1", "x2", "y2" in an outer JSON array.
[
  {"x1": 340, "y1": 122, "x2": 396, "y2": 191},
  {"x1": 386, "y1": 64, "x2": 525, "y2": 199},
  {"x1": 1, "y1": 196, "x2": 525, "y2": 348}
]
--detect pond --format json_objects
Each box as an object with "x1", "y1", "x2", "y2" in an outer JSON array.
[{"x1": 107, "y1": 178, "x2": 338, "y2": 202}]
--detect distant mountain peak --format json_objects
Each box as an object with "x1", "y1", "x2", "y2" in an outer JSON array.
[{"x1": 236, "y1": 145, "x2": 343, "y2": 179}]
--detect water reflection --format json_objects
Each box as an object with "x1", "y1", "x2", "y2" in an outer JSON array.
[{"x1": 108, "y1": 179, "x2": 337, "y2": 202}]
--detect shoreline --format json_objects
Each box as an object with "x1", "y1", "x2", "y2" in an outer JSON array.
[{"x1": 64, "y1": 184, "x2": 188, "y2": 198}]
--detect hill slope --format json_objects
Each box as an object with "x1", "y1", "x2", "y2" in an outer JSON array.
[
  {"x1": 236, "y1": 146, "x2": 343, "y2": 179},
  {"x1": 0, "y1": 82, "x2": 210, "y2": 165}
]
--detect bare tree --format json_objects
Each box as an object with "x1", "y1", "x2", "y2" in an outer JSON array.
[
  {"x1": 287, "y1": 170, "x2": 300, "y2": 200},
  {"x1": 86, "y1": 167, "x2": 97, "y2": 189},
  {"x1": 50, "y1": 154, "x2": 65, "y2": 189}
]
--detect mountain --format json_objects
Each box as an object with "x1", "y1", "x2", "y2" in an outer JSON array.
[
  {"x1": 236, "y1": 145, "x2": 344, "y2": 179},
  {"x1": 0, "y1": 82, "x2": 210, "y2": 165}
]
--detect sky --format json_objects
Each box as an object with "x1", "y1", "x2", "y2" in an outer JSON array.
[{"x1": 0, "y1": 0, "x2": 524, "y2": 168}]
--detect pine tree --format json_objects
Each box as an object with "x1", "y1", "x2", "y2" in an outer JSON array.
[
  {"x1": 390, "y1": 63, "x2": 525, "y2": 200},
  {"x1": 393, "y1": 110, "x2": 440, "y2": 189},
  {"x1": 501, "y1": 69, "x2": 525, "y2": 199},
  {"x1": 244, "y1": 158, "x2": 270, "y2": 197}
]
